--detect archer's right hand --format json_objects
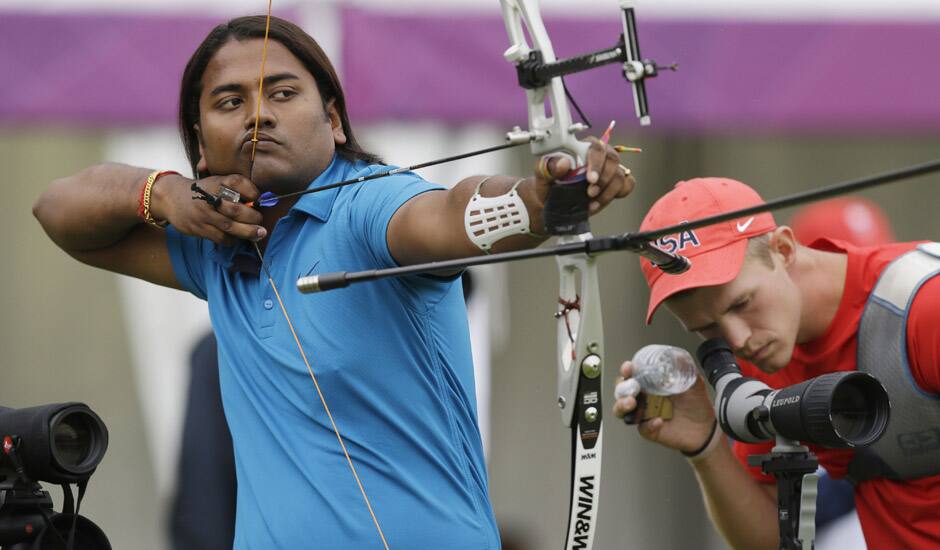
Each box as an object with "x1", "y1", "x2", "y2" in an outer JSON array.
[
  {"x1": 613, "y1": 360, "x2": 717, "y2": 454},
  {"x1": 151, "y1": 174, "x2": 266, "y2": 245}
]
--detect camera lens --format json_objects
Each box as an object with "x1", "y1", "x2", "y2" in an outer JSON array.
[
  {"x1": 0, "y1": 402, "x2": 108, "y2": 484},
  {"x1": 829, "y1": 373, "x2": 890, "y2": 447},
  {"x1": 48, "y1": 405, "x2": 108, "y2": 479},
  {"x1": 52, "y1": 411, "x2": 94, "y2": 468},
  {"x1": 771, "y1": 372, "x2": 890, "y2": 448}
]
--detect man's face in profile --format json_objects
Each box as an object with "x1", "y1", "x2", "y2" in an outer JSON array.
[{"x1": 666, "y1": 250, "x2": 802, "y2": 374}]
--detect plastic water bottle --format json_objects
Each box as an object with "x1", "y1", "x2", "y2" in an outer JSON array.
[{"x1": 627, "y1": 344, "x2": 698, "y2": 396}]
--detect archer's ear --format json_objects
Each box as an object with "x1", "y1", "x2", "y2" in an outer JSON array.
[
  {"x1": 770, "y1": 226, "x2": 798, "y2": 268},
  {"x1": 325, "y1": 99, "x2": 347, "y2": 145},
  {"x1": 194, "y1": 124, "x2": 208, "y2": 174}
]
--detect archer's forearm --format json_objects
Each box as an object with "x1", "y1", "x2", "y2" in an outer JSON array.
[
  {"x1": 388, "y1": 174, "x2": 548, "y2": 266},
  {"x1": 690, "y1": 443, "x2": 779, "y2": 550},
  {"x1": 34, "y1": 163, "x2": 152, "y2": 252},
  {"x1": 455, "y1": 175, "x2": 549, "y2": 255}
]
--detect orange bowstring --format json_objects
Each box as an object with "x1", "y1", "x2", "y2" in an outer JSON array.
[
  {"x1": 250, "y1": 4, "x2": 389, "y2": 548},
  {"x1": 247, "y1": 1, "x2": 272, "y2": 181}
]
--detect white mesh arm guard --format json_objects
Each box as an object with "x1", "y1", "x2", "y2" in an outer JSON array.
[{"x1": 464, "y1": 177, "x2": 540, "y2": 253}]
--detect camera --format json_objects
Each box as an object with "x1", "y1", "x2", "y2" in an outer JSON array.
[
  {"x1": 695, "y1": 338, "x2": 890, "y2": 448},
  {"x1": 0, "y1": 402, "x2": 111, "y2": 549}
]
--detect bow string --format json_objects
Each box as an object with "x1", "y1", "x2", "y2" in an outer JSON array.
[{"x1": 246, "y1": 2, "x2": 390, "y2": 548}]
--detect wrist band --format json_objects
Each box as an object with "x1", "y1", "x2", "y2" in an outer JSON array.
[
  {"x1": 464, "y1": 177, "x2": 545, "y2": 253},
  {"x1": 138, "y1": 170, "x2": 179, "y2": 228},
  {"x1": 682, "y1": 419, "x2": 723, "y2": 463}
]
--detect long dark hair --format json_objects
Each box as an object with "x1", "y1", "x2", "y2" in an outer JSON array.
[{"x1": 178, "y1": 15, "x2": 381, "y2": 178}]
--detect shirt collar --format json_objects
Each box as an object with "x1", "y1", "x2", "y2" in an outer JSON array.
[
  {"x1": 291, "y1": 153, "x2": 361, "y2": 222},
  {"x1": 210, "y1": 154, "x2": 365, "y2": 273}
]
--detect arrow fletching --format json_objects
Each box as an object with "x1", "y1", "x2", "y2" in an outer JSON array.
[{"x1": 258, "y1": 192, "x2": 279, "y2": 207}]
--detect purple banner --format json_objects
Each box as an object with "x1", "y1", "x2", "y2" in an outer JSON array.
[
  {"x1": 0, "y1": 12, "x2": 220, "y2": 126},
  {"x1": 342, "y1": 8, "x2": 940, "y2": 133},
  {"x1": 2, "y1": 9, "x2": 939, "y2": 132}
]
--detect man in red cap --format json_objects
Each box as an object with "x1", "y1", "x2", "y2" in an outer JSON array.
[
  {"x1": 613, "y1": 177, "x2": 940, "y2": 549},
  {"x1": 791, "y1": 196, "x2": 895, "y2": 248}
]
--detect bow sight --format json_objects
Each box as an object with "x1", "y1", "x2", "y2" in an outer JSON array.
[{"x1": 509, "y1": 0, "x2": 672, "y2": 127}]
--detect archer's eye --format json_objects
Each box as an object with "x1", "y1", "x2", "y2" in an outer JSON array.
[
  {"x1": 271, "y1": 89, "x2": 297, "y2": 100},
  {"x1": 218, "y1": 97, "x2": 244, "y2": 110}
]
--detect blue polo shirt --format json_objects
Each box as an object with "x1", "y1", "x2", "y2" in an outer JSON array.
[{"x1": 166, "y1": 155, "x2": 500, "y2": 549}]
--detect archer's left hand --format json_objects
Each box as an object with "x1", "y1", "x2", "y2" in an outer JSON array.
[{"x1": 533, "y1": 137, "x2": 637, "y2": 214}]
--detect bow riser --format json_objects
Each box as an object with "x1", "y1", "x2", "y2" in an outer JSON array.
[
  {"x1": 502, "y1": 2, "x2": 605, "y2": 548},
  {"x1": 501, "y1": 0, "x2": 591, "y2": 165},
  {"x1": 556, "y1": 249, "x2": 604, "y2": 428}
]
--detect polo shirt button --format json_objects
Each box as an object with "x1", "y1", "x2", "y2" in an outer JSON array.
[{"x1": 263, "y1": 299, "x2": 274, "y2": 310}]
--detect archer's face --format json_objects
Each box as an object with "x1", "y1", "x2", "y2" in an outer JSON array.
[
  {"x1": 196, "y1": 38, "x2": 346, "y2": 193},
  {"x1": 665, "y1": 251, "x2": 802, "y2": 374}
]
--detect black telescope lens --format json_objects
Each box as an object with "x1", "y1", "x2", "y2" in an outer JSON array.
[
  {"x1": 829, "y1": 373, "x2": 890, "y2": 447},
  {"x1": 830, "y1": 383, "x2": 867, "y2": 440},
  {"x1": 48, "y1": 405, "x2": 108, "y2": 478},
  {"x1": 770, "y1": 371, "x2": 889, "y2": 447},
  {"x1": 52, "y1": 412, "x2": 94, "y2": 467},
  {"x1": 0, "y1": 402, "x2": 107, "y2": 483}
]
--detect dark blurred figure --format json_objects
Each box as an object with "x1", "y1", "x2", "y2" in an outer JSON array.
[{"x1": 169, "y1": 334, "x2": 236, "y2": 550}]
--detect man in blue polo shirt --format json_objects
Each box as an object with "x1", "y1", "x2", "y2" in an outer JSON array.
[
  {"x1": 34, "y1": 15, "x2": 634, "y2": 549},
  {"x1": 167, "y1": 158, "x2": 489, "y2": 548}
]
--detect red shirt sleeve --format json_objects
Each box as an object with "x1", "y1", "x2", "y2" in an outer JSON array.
[{"x1": 906, "y1": 275, "x2": 940, "y2": 394}]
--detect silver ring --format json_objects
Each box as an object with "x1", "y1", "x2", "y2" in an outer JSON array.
[{"x1": 217, "y1": 186, "x2": 241, "y2": 204}]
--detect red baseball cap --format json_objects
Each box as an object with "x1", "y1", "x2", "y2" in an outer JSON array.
[
  {"x1": 640, "y1": 178, "x2": 776, "y2": 324},
  {"x1": 790, "y1": 197, "x2": 894, "y2": 247}
]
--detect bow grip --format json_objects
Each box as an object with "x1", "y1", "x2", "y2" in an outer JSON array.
[{"x1": 544, "y1": 168, "x2": 591, "y2": 235}]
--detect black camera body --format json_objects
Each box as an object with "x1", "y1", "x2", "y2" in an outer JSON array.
[{"x1": 0, "y1": 403, "x2": 111, "y2": 550}]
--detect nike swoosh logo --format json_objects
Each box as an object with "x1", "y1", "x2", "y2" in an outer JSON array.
[{"x1": 736, "y1": 217, "x2": 755, "y2": 232}]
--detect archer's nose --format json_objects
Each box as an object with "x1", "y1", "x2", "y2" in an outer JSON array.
[
  {"x1": 244, "y1": 102, "x2": 276, "y2": 132},
  {"x1": 722, "y1": 320, "x2": 751, "y2": 356}
]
